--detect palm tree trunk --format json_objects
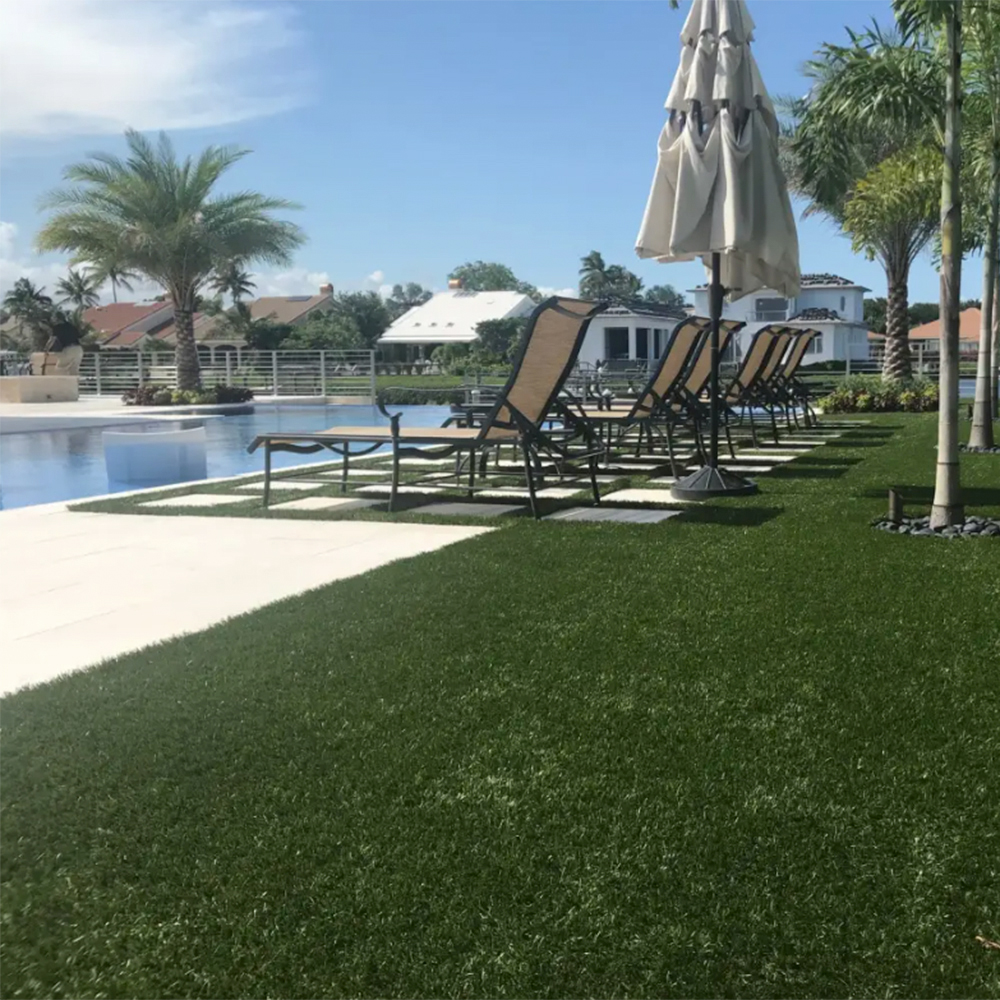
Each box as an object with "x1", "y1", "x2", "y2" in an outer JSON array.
[
  {"x1": 882, "y1": 261, "x2": 912, "y2": 380},
  {"x1": 172, "y1": 293, "x2": 201, "y2": 390},
  {"x1": 111, "y1": 277, "x2": 118, "y2": 304},
  {"x1": 931, "y1": 1, "x2": 964, "y2": 530},
  {"x1": 969, "y1": 147, "x2": 998, "y2": 448},
  {"x1": 994, "y1": 275, "x2": 999, "y2": 420}
]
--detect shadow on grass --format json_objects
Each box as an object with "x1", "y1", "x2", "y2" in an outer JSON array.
[
  {"x1": 831, "y1": 439, "x2": 893, "y2": 449},
  {"x1": 768, "y1": 466, "x2": 849, "y2": 480},
  {"x1": 679, "y1": 505, "x2": 784, "y2": 527},
  {"x1": 786, "y1": 456, "x2": 863, "y2": 467},
  {"x1": 859, "y1": 485, "x2": 1000, "y2": 506}
]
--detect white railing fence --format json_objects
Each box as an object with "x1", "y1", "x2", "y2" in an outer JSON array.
[{"x1": 78, "y1": 349, "x2": 377, "y2": 399}]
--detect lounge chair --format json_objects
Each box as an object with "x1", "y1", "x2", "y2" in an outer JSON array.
[
  {"x1": 248, "y1": 296, "x2": 608, "y2": 517},
  {"x1": 565, "y1": 317, "x2": 745, "y2": 476},
  {"x1": 770, "y1": 329, "x2": 819, "y2": 428},
  {"x1": 715, "y1": 326, "x2": 791, "y2": 447}
]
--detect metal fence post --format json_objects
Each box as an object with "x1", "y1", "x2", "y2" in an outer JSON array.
[
  {"x1": 137, "y1": 350, "x2": 144, "y2": 387},
  {"x1": 369, "y1": 350, "x2": 377, "y2": 404},
  {"x1": 95, "y1": 352, "x2": 103, "y2": 396},
  {"x1": 272, "y1": 351, "x2": 279, "y2": 396},
  {"x1": 845, "y1": 352, "x2": 851, "y2": 377},
  {"x1": 320, "y1": 350, "x2": 327, "y2": 397},
  {"x1": 225, "y1": 352, "x2": 232, "y2": 386}
]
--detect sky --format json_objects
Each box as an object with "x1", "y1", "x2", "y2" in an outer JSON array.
[{"x1": 2, "y1": 0, "x2": 951, "y2": 309}]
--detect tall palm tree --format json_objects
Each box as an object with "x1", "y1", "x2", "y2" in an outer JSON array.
[
  {"x1": 579, "y1": 251, "x2": 609, "y2": 299},
  {"x1": 55, "y1": 268, "x2": 101, "y2": 312},
  {"x1": 90, "y1": 261, "x2": 140, "y2": 303},
  {"x1": 781, "y1": 26, "x2": 942, "y2": 380},
  {"x1": 964, "y1": 0, "x2": 1000, "y2": 445},
  {"x1": 36, "y1": 130, "x2": 305, "y2": 389},
  {"x1": 2, "y1": 278, "x2": 53, "y2": 350},
  {"x1": 209, "y1": 260, "x2": 256, "y2": 305}
]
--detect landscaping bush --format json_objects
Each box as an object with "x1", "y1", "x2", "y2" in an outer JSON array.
[
  {"x1": 819, "y1": 375, "x2": 938, "y2": 413},
  {"x1": 122, "y1": 384, "x2": 254, "y2": 406},
  {"x1": 378, "y1": 386, "x2": 467, "y2": 406}
]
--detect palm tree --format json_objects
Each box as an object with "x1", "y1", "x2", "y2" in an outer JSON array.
[
  {"x1": 386, "y1": 282, "x2": 432, "y2": 321},
  {"x1": 2, "y1": 278, "x2": 53, "y2": 350},
  {"x1": 209, "y1": 260, "x2": 256, "y2": 305},
  {"x1": 579, "y1": 251, "x2": 609, "y2": 299},
  {"x1": 55, "y1": 268, "x2": 100, "y2": 311},
  {"x1": 36, "y1": 130, "x2": 305, "y2": 389},
  {"x1": 964, "y1": 1, "x2": 1000, "y2": 445},
  {"x1": 90, "y1": 261, "x2": 140, "y2": 303},
  {"x1": 781, "y1": 27, "x2": 942, "y2": 379}
]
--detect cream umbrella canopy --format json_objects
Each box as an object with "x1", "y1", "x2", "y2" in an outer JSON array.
[{"x1": 636, "y1": 0, "x2": 800, "y2": 499}]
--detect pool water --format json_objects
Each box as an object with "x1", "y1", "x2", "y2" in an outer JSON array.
[{"x1": 0, "y1": 405, "x2": 452, "y2": 510}]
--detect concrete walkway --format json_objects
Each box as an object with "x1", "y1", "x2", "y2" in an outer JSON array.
[{"x1": 0, "y1": 502, "x2": 489, "y2": 696}]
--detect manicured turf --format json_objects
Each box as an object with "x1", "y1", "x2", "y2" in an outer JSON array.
[{"x1": 2, "y1": 415, "x2": 999, "y2": 999}]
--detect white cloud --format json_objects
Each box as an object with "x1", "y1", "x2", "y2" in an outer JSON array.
[
  {"x1": 366, "y1": 270, "x2": 385, "y2": 285},
  {"x1": 0, "y1": 221, "x2": 17, "y2": 260},
  {"x1": 0, "y1": 1, "x2": 309, "y2": 137},
  {"x1": 251, "y1": 268, "x2": 333, "y2": 298},
  {"x1": 537, "y1": 286, "x2": 578, "y2": 299}
]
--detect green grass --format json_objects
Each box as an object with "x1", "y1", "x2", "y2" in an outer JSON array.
[{"x1": 3, "y1": 415, "x2": 1000, "y2": 999}]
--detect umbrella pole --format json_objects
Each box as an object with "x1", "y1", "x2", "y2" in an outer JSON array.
[
  {"x1": 670, "y1": 252, "x2": 759, "y2": 501},
  {"x1": 709, "y1": 251, "x2": 722, "y2": 469}
]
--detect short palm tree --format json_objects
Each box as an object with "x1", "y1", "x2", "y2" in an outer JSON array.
[
  {"x1": 579, "y1": 251, "x2": 609, "y2": 299},
  {"x1": 209, "y1": 260, "x2": 256, "y2": 305},
  {"x1": 36, "y1": 130, "x2": 305, "y2": 389},
  {"x1": 90, "y1": 261, "x2": 140, "y2": 303},
  {"x1": 2, "y1": 278, "x2": 53, "y2": 350},
  {"x1": 55, "y1": 268, "x2": 101, "y2": 312}
]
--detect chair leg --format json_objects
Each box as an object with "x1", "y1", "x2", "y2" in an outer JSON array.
[
  {"x1": 389, "y1": 442, "x2": 400, "y2": 512},
  {"x1": 748, "y1": 406, "x2": 759, "y2": 447},
  {"x1": 665, "y1": 421, "x2": 679, "y2": 478},
  {"x1": 589, "y1": 454, "x2": 601, "y2": 505},
  {"x1": 341, "y1": 448, "x2": 349, "y2": 494},
  {"x1": 467, "y1": 448, "x2": 475, "y2": 497},
  {"x1": 522, "y1": 442, "x2": 539, "y2": 519},
  {"x1": 768, "y1": 405, "x2": 780, "y2": 444},
  {"x1": 723, "y1": 416, "x2": 736, "y2": 460}
]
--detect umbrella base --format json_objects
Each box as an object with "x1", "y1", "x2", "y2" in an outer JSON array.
[{"x1": 670, "y1": 465, "x2": 758, "y2": 501}]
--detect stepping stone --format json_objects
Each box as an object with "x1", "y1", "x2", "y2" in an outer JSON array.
[
  {"x1": 546, "y1": 506, "x2": 682, "y2": 524},
  {"x1": 411, "y1": 502, "x2": 524, "y2": 518},
  {"x1": 479, "y1": 486, "x2": 583, "y2": 499},
  {"x1": 343, "y1": 468, "x2": 392, "y2": 477},
  {"x1": 397, "y1": 458, "x2": 453, "y2": 467},
  {"x1": 355, "y1": 485, "x2": 444, "y2": 496},
  {"x1": 603, "y1": 488, "x2": 704, "y2": 505},
  {"x1": 269, "y1": 496, "x2": 379, "y2": 512},
  {"x1": 717, "y1": 465, "x2": 773, "y2": 473},
  {"x1": 733, "y1": 452, "x2": 800, "y2": 461},
  {"x1": 235, "y1": 480, "x2": 328, "y2": 492},
  {"x1": 643, "y1": 477, "x2": 678, "y2": 487},
  {"x1": 139, "y1": 493, "x2": 255, "y2": 508}
]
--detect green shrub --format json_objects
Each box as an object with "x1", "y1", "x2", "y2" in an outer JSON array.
[
  {"x1": 818, "y1": 375, "x2": 938, "y2": 414},
  {"x1": 122, "y1": 384, "x2": 254, "y2": 407}
]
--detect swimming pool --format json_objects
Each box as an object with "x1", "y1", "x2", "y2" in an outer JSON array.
[{"x1": 0, "y1": 405, "x2": 452, "y2": 510}]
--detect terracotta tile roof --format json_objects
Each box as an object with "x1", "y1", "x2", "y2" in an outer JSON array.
[
  {"x1": 249, "y1": 293, "x2": 333, "y2": 325},
  {"x1": 83, "y1": 302, "x2": 172, "y2": 336},
  {"x1": 907, "y1": 307, "x2": 982, "y2": 341}
]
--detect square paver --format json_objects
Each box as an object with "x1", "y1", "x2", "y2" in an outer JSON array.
[
  {"x1": 235, "y1": 481, "x2": 328, "y2": 492},
  {"x1": 268, "y1": 496, "x2": 379, "y2": 512},
  {"x1": 139, "y1": 493, "x2": 256, "y2": 508},
  {"x1": 603, "y1": 488, "x2": 703, "y2": 505},
  {"x1": 355, "y1": 485, "x2": 444, "y2": 496},
  {"x1": 411, "y1": 502, "x2": 525, "y2": 518},
  {"x1": 546, "y1": 506, "x2": 682, "y2": 524}
]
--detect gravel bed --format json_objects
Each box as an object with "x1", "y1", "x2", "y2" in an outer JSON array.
[{"x1": 873, "y1": 514, "x2": 1000, "y2": 538}]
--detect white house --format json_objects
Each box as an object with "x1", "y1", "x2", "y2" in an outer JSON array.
[
  {"x1": 576, "y1": 303, "x2": 690, "y2": 368},
  {"x1": 688, "y1": 273, "x2": 871, "y2": 364},
  {"x1": 377, "y1": 287, "x2": 535, "y2": 354}
]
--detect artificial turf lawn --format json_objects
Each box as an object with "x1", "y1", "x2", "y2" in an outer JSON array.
[{"x1": 2, "y1": 415, "x2": 999, "y2": 999}]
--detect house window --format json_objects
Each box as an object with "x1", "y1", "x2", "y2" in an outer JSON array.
[
  {"x1": 636, "y1": 328, "x2": 649, "y2": 359},
  {"x1": 840, "y1": 296, "x2": 846, "y2": 313},
  {"x1": 755, "y1": 297, "x2": 788, "y2": 321},
  {"x1": 653, "y1": 328, "x2": 663, "y2": 357},
  {"x1": 604, "y1": 327, "x2": 629, "y2": 360},
  {"x1": 805, "y1": 334, "x2": 824, "y2": 354}
]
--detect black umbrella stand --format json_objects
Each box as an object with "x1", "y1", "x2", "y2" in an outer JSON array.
[{"x1": 670, "y1": 252, "x2": 759, "y2": 501}]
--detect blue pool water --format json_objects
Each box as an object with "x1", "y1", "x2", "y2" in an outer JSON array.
[{"x1": 0, "y1": 405, "x2": 452, "y2": 510}]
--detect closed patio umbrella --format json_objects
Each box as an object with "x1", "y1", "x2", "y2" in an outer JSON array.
[{"x1": 636, "y1": 0, "x2": 800, "y2": 499}]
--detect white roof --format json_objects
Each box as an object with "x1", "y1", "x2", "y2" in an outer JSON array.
[{"x1": 378, "y1": 289, "x2": 535, "y2": 345}]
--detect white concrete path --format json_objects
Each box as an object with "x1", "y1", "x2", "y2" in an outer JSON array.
[{"x1": 0, "y1": 502, "x2": 488, "y2": 696}]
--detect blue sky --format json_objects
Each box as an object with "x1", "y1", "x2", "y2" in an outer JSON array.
[{"x1": 3, "y1": 0, "x2": 949, "y2": 307}]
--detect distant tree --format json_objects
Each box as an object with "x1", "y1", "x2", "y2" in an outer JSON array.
[
  {"x1": 206, "y1": 300, "x2": 292, "y2": 350},
  {"x1": 331, "y1": 291, "x2": 391, "y2": 348},
  {"x1": 55, "y1": 268, "x2": 101, "y2": 311},
  {"x1": 2, "y1": 278, "x2": 54, "y2": 350},
  {"x1": 89, "y1": 260, "x2": 140, "y2": 303},
  {"x1": 604, "y1": 265, "x2": 644, "y2": 301},
  {"x1": 475, "y1": 317, "x2": 526, "y2": 360},
  {"x1": 282, "y1": 312, "x2": 364, "y2": 350},
  {"x1": 579, "y1": 251, "x2": 609, "y2": 299},
  {"x1": 386, "y1": 282, "x2": 432, "y2": 321},
  {"x1": 908, "y1": 301, "x2": 940, "y2": 326},
  {"x1": 644, "y1": 284, "x2": 688, "y2": 309},
  {"x1": 865, "y1": 296, "x2": 888, "y2": 333},
  {"x1": 209, "y1": 260, "x2": 256, "y2": 305},
  {"x1": 448, "y1": 261, "x2": 538, "y2": 299}
]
